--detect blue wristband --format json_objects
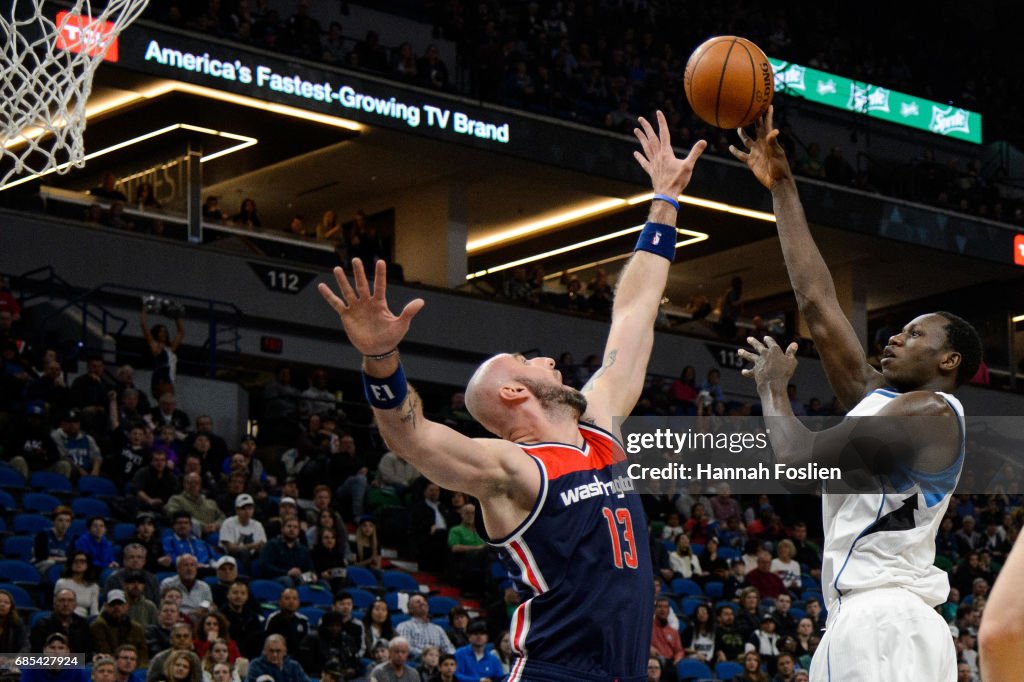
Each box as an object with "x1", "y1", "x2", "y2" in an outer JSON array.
[
  {"x1": 362, "y1": 363, "x2": 408, "y2": 409},
  {"x1": 652, "y1": 193, "x2": 680, "y2": 211},
  {"x1": 634, "y1": 221, "x2": 677, "y2": 261}
]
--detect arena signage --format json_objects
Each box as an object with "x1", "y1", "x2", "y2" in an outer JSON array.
[
  {"x1": 770, "y1": 58, "x2": 982, "y2": 144},
  {"x1": 113, "y1": 29, "x2": 512, "y2": 146}
]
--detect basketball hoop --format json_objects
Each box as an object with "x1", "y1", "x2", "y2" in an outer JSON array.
[{"x1": 0, "y1": 0, "x2": 149, "y2": 189}]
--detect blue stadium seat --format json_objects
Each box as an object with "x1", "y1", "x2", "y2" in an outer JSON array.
[
  {"x1": 431, "y1": 617, "x2": 449, "y2": 629},
  {"x1": 691, "y1": 543, "x2": 704, "y2": 556},
  {"x1": 489, "y1": 560, "x2": 507, "y2": 581},
  {"x1": 704, "y1": 581, "x2": 724, "y2": 599},
  {"x1": 427, "y1": 596, "x2": 459, "y2": 617},
  {"x1": 2, "y1": 536, "x2": 34, "y2": 562},
  {"x1": 383, "y1": 592, "x2": 399, "y2": 611},
  {"x1": 78, "y1": 476, "x2": 118, "y2": 497},
  {"x1": 801, "y1": 574, "x2": 821, "y2": 592},
  {"x1": 671, "y1": 578, "x2": 703, "y2": 597},
  {"x1": 662, "y1": 539, "x2": 675, "y2": 553},
  {"x1": 69, "y1": 519, "x2": 87, "y2": 537},
  {"x1": 345, "y1": 566, "x2": 378, "y2": 588},
  {"x1": 22, "y1": 492, "x2": 61, "y2": 515},
  {"x1": 681, "y1": 596, "x2": 706, "y2": 617},
  {"x1": 715, "y1": 661, "x2": 743, "y2": 679},
  {"x1": 0, "y1": 561, "x2": 43, "y2": 585},
  {"x1": 299, "y1": 606, "x2": 325, "y2": 626},
  {"x1": 390, "y1": 613, "x2": 410, "y2": 627},
  {"x1": 381, "y1": 570, "x2": 420, "y2": 592},
  {"x1": 0, "y1": 582, "x2": 37, "y2": 610},
  {"x1": 30, "y1": 472, "x2": 72, "y2": 495},
  {"x1": 297, "y1": 585, "x2": 332, "y2": 607},
  {"x1": 348, "y1": 588, "x2": 375, "y2": 610},
  {"x1": 13, "y1": 514, "x2": 51, "y2": 534},
  {"x1": 715, "y1": 600, "x2": 737, "y2": 614},
  {"x1": 0, "y1": 490, "x2": 15, "y2": 512},
  {"x1": 113, "y1": 523, "x2": 136, "y2": 543},
  {"x1": 0, "y1": 469, "x2": 25, "y2": 491},
  {"x1": 31, "y1": 610, "x2": 51, "y2": 628},
  {"x1": 675, "y1": 658, "x2": 712, "y2": 681},
  {"x1": 789, "y1": 607, "x2": 806, "y2": 621},
  {"x1": 71, "y1": 497, "x2": 111, "y2": 518},
  {"x1": 47, "y1": 563, "x2": 64, "y2": 585},
  {"x1": 249, "y1": 580, "x2": 284, "y2": 604},
  {"x1": 717, "y1": 547, "x2": 741, "y2": 561}
]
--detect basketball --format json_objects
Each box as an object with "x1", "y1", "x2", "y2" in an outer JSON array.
[{"x1": 684, "y1": 36, "x2": 774, "y2": 129}]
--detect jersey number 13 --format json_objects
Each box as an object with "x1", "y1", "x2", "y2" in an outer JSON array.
[{"x1": 602, "y1": 506, "x2": 638, "y2": 569}]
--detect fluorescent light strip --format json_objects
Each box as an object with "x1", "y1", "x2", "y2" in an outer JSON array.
[
  {"x1": 1013, "y1": 314, "x2": 1024, "y2": 324},
  {"x1": 465, "y1": 224, "x2": 707, "y2": 280},
  {"x1": 0, "y1": 124, "x2": 257, "y2": 191},
  {"x1": 542, "y1": 232, "x2": 709, "y2": 280}
]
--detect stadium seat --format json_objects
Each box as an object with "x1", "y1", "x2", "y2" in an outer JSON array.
[
  {"x1": 30, "y1": 610, "x2": 50, "y2": 628},
  {"x1": 489, "y1": 560, "x2": 507, "y2": 581},
  {"x1": 704, "y1": 581, "x2": 724, "y2": 599},
  {"x1": 69, "y1": 519, "x2": 87, "y2": 537},
  {"x1": 71, "y1": 497, "x2": 111, "y2": 518},
  {"x1": 715, "y1": 661, "x2": 743, "y2": 679},
  {"x1": 348, "y1": 589, "x2": 375, "y2": 610},
  {"x1": 249, "y1": 580, "x2": 284, "y2": 604},
  {"x1": 113, "y1": 523, "x2": 136, "y2": 543},
  {"x1": 0, "y1": 490, "x2": 16, "y2": 512},
  {"x1": 30, "y1": 472, "x2": 72, "y2": 495},
  {"x1": 390, "y1": 613, "x2": 410, "y2": 627},
  {"x1": 0, "y1": 469, "x2": 25, "y2": 491},
  {"x1": 381, "y1": 570, "x2": 420, "y2": 592},
  {"x1": 681, "y1": 597, "x2": 706, "y2": 617},
  {"x1": 431, "y1": 617, "x2": 449, "y2": 629},
  {"x1": 383, "y1": 592, "x2": 399, "y2": 611},
  {"x1": 717, "y1": 547, "x2": 740, "y2": 561},
  {"x1": 715, "y1": 600, "x2": 737, "y2": 613},
  {"x1": 299, "y1": 606, "x2": 324, "y2": 626},
  {"x1": 345, "y1": 566, "x2": 378, "y2": 588},
  {"x1": 789, "y1": 607, "x2": 806, "y2": 621},
  {"x1": 2, "y1": 535, "x2": 34, "y2": 562},
  {"x1": 427, "y1": 596, "x2": 459, "y2": 616},
  {"x1": 801, "y1": 574, "x2": 821, "y2": 592},
  {"x1": 691, "y1": 543, "x2": 704, "y2": 556},
  {"x1": 13, "y1": 514, "x2": 51, "y2": 534},
  {"x1": 671, "y1": 578, "x2": 703, "y2": 597},
  {"x1": 662, "y1": 539, "x2": 675, "y2": 553},
  {"x1": 78, "y1": 476, "x2": 118, "y2": 497},
  {"x1": 22, "y1": 492, "x2": 61, "y2": 515},
  {"x1": 0, "y1": 582, "x2": 37, "y2": 610},
  {"x1": 0, "y1": 560, "x2": 43, "y2": 585},
  {"x1": 675, "y1": 658, "x2": 712, "y2": 681},
  {"x1": 297, "y1": 585, "x2": 332, "y2": 607},
  {"x1": 47, "y1": 563, "x2": 63, "y2": 584}
]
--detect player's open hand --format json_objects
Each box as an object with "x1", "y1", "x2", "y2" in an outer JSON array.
[
  {"x1": 318, "y1": 259, "x2": 424, "y2": 356},
  {"x1": 728, "y1": 106, "x2": 792, "y2": 190},
  {"x1": 738, "y1": 335, "x2": 798, "y2": 393},
  {"x1": 633, "y1": 110, "x2": 707, "y2": 197}
]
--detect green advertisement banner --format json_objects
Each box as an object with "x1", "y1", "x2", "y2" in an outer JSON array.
[{"x1": 769, "y1": 58, "x2": 982, "y2": 144}]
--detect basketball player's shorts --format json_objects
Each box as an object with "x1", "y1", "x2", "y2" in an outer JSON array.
[{"x1": 809, "y1": 587, "x2": 956, "y2": 682}]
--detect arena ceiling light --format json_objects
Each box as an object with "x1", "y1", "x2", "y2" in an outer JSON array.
[
  {"x1": 0, "y1": 123, "x2": 257, "y2": 191},
  {"x1": 1012, "y1": 314, "x2": 1024, "y2": 324},
  {"x1": 467, "y1": 191, "x2": 774, "y2": 255},
  {"x1": 465, "y1": 224, "x2": 708, "y2": 280}
]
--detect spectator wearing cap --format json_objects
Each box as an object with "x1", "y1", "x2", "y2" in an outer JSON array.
[
  {"x1": 220, "y1": 581, "x2": 264, "y2": 660},
  {"x1": 205, "y1": 556, "x2": 238, "y2": 606},
  {"x1": 51, "y1": 408, "x2": 102, "y2": 478},
  {"x1": 30, "y1": 588, "x2": 95, "y2": 657},
  {"x1": 8, "y1": 400, "x2": 71, "y2": 479},
  {"x1": 319, "y1": 659, "x2": 344, "y2": 682},
  {"x1": 74, "y1": 516, "x2": 119, "y2": 569},
  {"x1": 395, "y1": 594, "x2": 454, "y2": 658},
  {"x1": 104, "y1": 544, "x2": 161, "y2": 606},
  {"x1": 260, "y1": 516, "x2": 313, "y2": 588},
  {"x1": 452, "y1": 621, "x2": 502, "y2": 682},
  {"x1": 264, "y1": 589, "x2": 310, "y2": 656},
  {"x1": 120, "y1": 571, "x2": 159, "y2": 628},
  {"x1": 160, "y1": 512, "x2": 214, "y2": 569},
  {"x1": 21, "y1": 632, "x2": 91, "y2": 682},
  {"x1": 91, "y1": 590, "x2": 150, "y2": 666},
  {"x1": 219, "y1": 494, "x2": 267, "y2": 573},
  {"x1": 297, "y1": 610, "x2": 360, "y2": 678},
  {"x1": 160, "y1": 555, "x2": 213, "y2": 616},
  {"x1": 34, "y1": 505, "x2": 75, "y2": 574},
  {"x1": 369, "y1": 636, "x2": 420, "y2": 682},
  {"x1": 133, "y1": 449, "x2": 180, "y2": 513},
  {"x1": 747, "y1": 613, "x2": 781, "y2": 674},
  {"x1": 265, "y1": 496, "x2": 305, "y2": 541},
  {"x1": 166, "y1": 472, "x2": 225, "y2": 538},
  {"x1": 246, "y1": 633, "x2": 309, "y2": 682}
]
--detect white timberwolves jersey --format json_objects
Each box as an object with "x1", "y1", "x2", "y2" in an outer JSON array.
[{"x1": 820, "y1": 388, "x2": 965, "y2": 611}]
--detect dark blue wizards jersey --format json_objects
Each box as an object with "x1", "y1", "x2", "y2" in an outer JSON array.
[{"x1": 482, "y1": 423, "x2": 652, "y2": 682}]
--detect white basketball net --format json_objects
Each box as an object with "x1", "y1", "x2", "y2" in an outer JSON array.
[{"x1": 0, "y1": 0, "x2": 149, "y2": 188}]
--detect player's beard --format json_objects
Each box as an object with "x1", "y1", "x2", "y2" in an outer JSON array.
[{"x1": 517, "y1": 377, "x2": 588, "y2": 421}]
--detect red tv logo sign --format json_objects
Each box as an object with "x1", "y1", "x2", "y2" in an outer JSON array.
[
  {"x1": 1015, "y1": 235, "x2": 1024, "y2": 267},
  {"x1": 55, "y1": 11, "x2": 119, "y2": 62}
]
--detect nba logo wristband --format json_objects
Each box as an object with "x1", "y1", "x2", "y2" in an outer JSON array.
[
  {"x1": 362, "y1": 363, "x2": 408, "y2": 409},
  {"x1": 634, "y1": 221, "x2": 677, "y2": 261}
]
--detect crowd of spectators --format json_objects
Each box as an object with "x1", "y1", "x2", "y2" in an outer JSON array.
[{"x1": 140, "y1": 0, "x2": 1024, "y2": 224}]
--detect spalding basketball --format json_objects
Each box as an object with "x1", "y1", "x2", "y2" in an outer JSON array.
[{"x1": 684, "y1": 36, "x2": 774, "y2": 129}]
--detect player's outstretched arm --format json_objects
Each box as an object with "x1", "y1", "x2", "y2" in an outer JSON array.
[
  {"x1": 979, "y1": 533, "x2": 1024, "y2": 680},
  {"x1": 582, "y1": 111, "x2": 706, "y2": 427},
  {"x1": 318, "y1": 260, "x2": 533, "y2": 500},
  {"x1": 730, "y1": 107, "x2": 882, "y2": 408}
]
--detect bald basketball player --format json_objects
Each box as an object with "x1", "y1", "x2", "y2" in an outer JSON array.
[{"x1": 319, "y1": 111, "x2": 706, "y2": 682}]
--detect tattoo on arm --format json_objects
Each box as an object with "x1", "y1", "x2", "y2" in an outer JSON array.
[
  {"x1": 399, "y1": 392, "x2": 419, "y2": 429},
  {"x1": 582, "y1": 350, "x2": 618, "y2": 393}
]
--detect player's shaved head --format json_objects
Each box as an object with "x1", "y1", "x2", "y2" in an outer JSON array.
[{"x1": 465, "y1": 355, "x2": 518, "y2": 435}]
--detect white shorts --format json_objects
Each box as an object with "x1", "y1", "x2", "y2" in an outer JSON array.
[{"x1": 809, "y1": 587, "x2": 955, "y2": 682}]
